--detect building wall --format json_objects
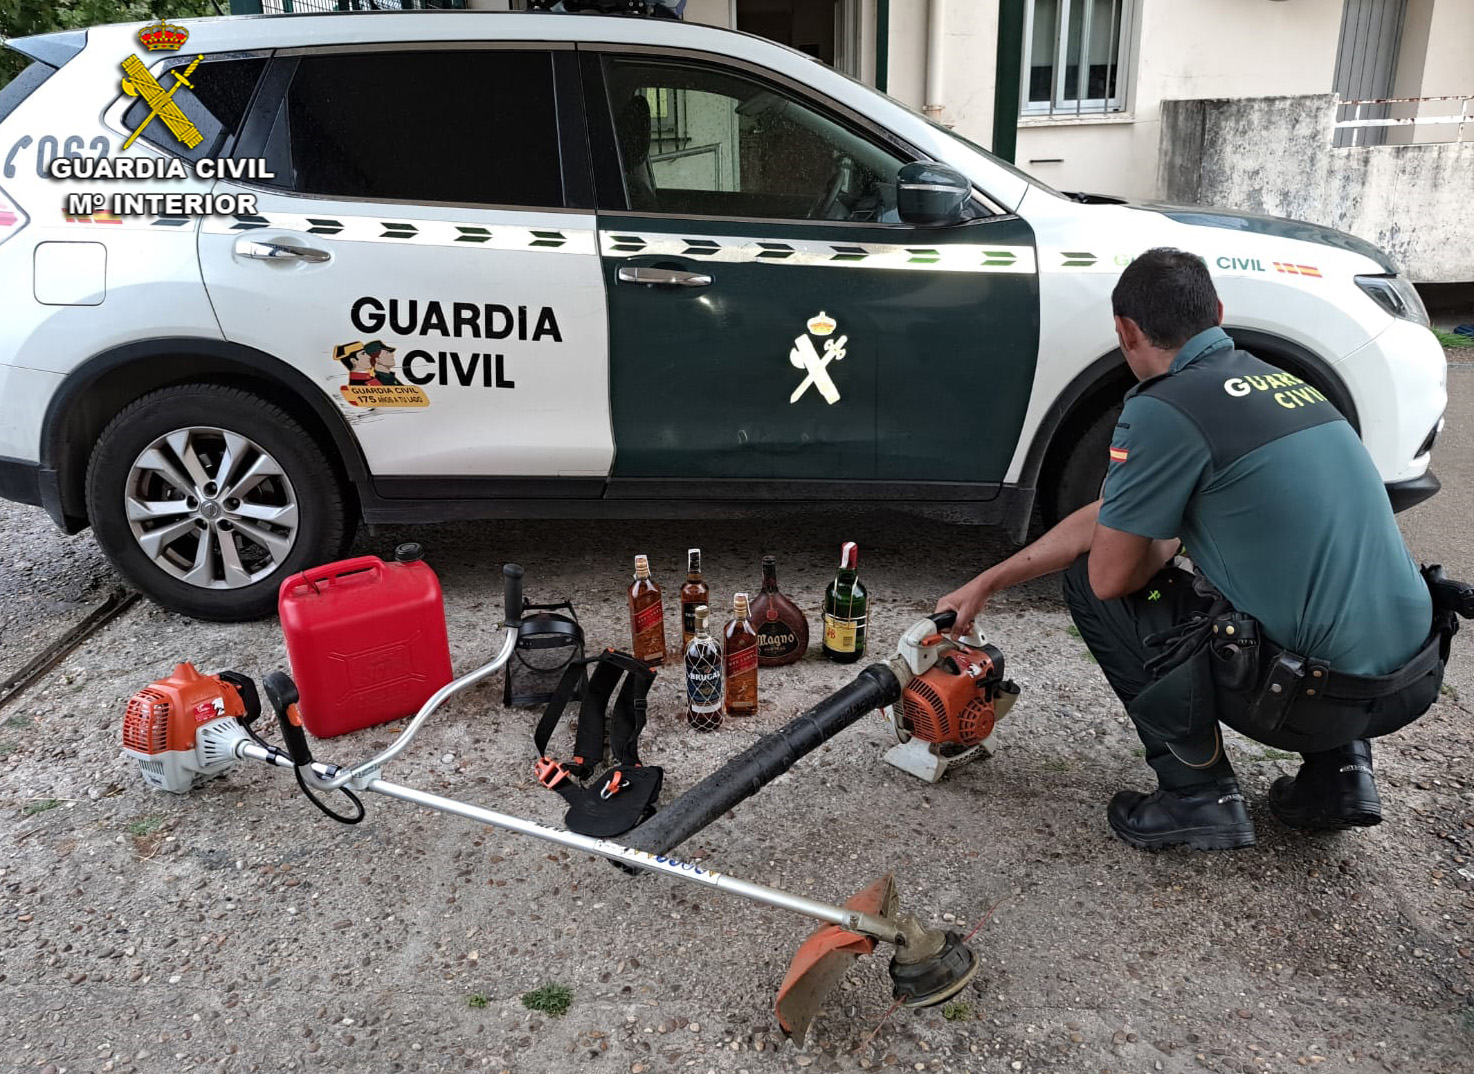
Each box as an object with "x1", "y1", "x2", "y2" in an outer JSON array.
[
  {"x1": 1014, "y1": 0, "x2": 1345, "y2": 198},
  {"x1": 1162, "y1": 93, "x2": 1474, "y2": 283}
]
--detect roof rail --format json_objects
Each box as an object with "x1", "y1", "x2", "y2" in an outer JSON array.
[{"x1": 524, "y1": 0, "x2": 684, "y2": 17}]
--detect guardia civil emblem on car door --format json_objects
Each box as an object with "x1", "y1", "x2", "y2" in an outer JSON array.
[{"x1": 789, "y1": 311, "x2": 848, "y2": 405}]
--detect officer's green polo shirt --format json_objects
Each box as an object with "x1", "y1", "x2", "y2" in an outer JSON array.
[{"x1": 1099, "y1": 326, "x2": 1430, "y2": 675}]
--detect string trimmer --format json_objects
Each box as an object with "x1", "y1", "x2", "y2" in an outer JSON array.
[{"x1": 121, "y1": 566, "x2": 1016, "y2": 1045}]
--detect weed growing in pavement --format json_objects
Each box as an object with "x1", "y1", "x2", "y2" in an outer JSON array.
[
  {"x1": 1434, "y1": 330, "x2": 1474, "y2": 350},
  {"x1": 466, "y1": 994, "x2": 489, "y2": 1009},
  {"x1": 942, "y1": 1002, "x2": 973, "y2": 1022},
  {"x1": 521, "y1": 984, "x2": 573, "y2": 1017},
  {"x1": 3, "y1": 715, "x2": 31, "y2": 729},
  {"x1": 1042, "y1": 758, "x2": 1073, "y2": 772},
  {"x1": 1442, "y1": 683, "x2": 1461, "y2": 703},
  {"x1": 1255, "y1": 748, "x2": 1299, "y2": 762},
  {"x1": 0, "y1": 742, "x2": 16, "y2": 759},
  {"x1": 1066, "y1": 624, "x2": 1081, "y2": 638},
  {"x1": 24, "y1": 799, "x2": 60, "y2": 815},
  {"x1": 127, "y1": 816, "x2": 164, "y2": 836}
]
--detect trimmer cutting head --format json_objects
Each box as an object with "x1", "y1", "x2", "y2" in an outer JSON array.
[{"x1": 775, "y1": 874, "x2": 980, "y2": 1046}]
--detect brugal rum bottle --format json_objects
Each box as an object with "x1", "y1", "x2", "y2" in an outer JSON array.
[
  {"x1": 627, "y1": 554, "x2": 667, "y2": 666},
  {"x1": 679, "y1": 548, "x2": 710, "y2": 651},
  {"x1": 723, "y1": 592, "x2": 759, "y2": 716},
  {"x1": 821, "y1": 542, "x2": 867, "y2": 664},
  {"x1": 750, "y1": 555, "x2": 808, "y2": 667},
  {"x1": 685, "y1": 604, "x2": 723, "y2": 732}
]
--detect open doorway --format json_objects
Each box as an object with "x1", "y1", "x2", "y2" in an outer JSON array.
[{"x1": 735, "y1": 0, "x2": 862, "y2": 76}]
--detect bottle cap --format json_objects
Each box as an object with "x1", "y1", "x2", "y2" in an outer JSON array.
[
  {"x1": 688, "y1": 548, "x2": 701, "y2": 572},
  {"x1": 695, "y1": 604, "x2": 710, "y2": 625},
  {"x1": 394, "y1": 542, "x2": 423, "y2": 563},
  {"x1": 634, "y1": 554, "x2": 651, "y2": 579},
  {"x1": 734, "y1": 592, "x2": 750, "y2": 617},
  {"x1": 840, "y1": 541, "x2": 858, "y2": 569}
]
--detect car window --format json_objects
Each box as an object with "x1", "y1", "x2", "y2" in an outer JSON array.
[
  {"x1": 120, "y1": 56, "x2": 266, "y2": 162},
  {"x1": 262, "y1": 50, "x2": 562, "y2": 208},
  {"x1": 602, "y1": 56, "x2": 909, "y2": 222}
]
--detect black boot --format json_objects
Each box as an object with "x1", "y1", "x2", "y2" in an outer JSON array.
[
  {"x1": 1108, "y1": 777, "x2": 1257, "y2": 851},
  {"x1": 1269, "y1": 739, "x2": 1382, "y2": 830}
]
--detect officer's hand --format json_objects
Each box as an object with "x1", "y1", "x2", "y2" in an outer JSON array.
[{"x1": 934, "y1": 578, "x2": 993, "y2": 640}]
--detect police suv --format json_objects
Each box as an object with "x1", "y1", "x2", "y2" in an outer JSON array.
[{"x1": 0, "y1": 9, "x2": 1448, "y2": 619}]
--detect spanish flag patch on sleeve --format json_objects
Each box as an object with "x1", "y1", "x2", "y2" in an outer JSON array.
[{"x1": 1109, "y1": 446, "x2": 1129, "y2": 463}]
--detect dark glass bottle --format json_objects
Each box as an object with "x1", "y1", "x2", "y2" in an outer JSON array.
[
  {"x1": 627, "y1": 554, "x2": 666, "y2": 667},
  {"x1": 723, "y1": 592, "x2": 759, "y2": 716},
  {"x1": 750, "y1": 556, "x2": 809, "y2": 667},
  {"x1": 685, "y1": 604, "x2": 723, "y2": 732},
  {"x1": 679, "y1": 548, "x2": 710, "y2": 652},
  {"x1": 821, "y1": 542, "x2": 867, "y2": 664}
]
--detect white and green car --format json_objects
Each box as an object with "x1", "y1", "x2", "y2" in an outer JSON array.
[{"x1": 0, "y1": 10, "x2": 1447, "y2": 619}]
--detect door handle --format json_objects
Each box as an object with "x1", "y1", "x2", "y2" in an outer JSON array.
[
  {"x1": 234, "y1": 237, "x2": 332, "y2": 264},
  {"x1": 617, "y1": 266, "x2": 712, "y2": 288}
]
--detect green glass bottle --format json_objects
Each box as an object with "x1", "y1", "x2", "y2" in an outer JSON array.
[{"x1": 821, "y1": 541, "x2": 867, "y2": 664}]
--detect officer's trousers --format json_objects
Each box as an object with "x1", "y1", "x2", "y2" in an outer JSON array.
[
  {"x1": 1060, "y1": 555, "x2": 1442, "y2": 789},
  {"x1": 1060, "y1": 556, "x2": 1233, "y2": 787}
]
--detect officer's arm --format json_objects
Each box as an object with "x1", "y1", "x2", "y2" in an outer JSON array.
[{"x1": 1088, "y1": 525, "x2": 1179, "y2": 601}]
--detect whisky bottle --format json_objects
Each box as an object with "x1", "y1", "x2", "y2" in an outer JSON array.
[
  {"x1": 723, "y1": 592, "x2": 759, "y2": 716},
  {"x1": 679, "y1": 548, "x2": 710, "y2": 651},
  {"x1": 627, "y1": 554, "x2": 667, "y2": 667},
  {"x1": 685, "y1": 604, "x2": 723, "y2": 732},
  {"x1": 749, "y1": 555, "x2": 809, "y2": 667},
  {"x1": 821, "y1": 542, "x2": 867, "y2": 664}
]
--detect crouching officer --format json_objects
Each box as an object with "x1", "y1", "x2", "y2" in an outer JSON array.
[{"x1": 936, "y1": 247, "x2": 1467, "y2": 851}]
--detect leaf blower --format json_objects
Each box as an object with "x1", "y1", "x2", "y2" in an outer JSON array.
[{"x1": 879, "y1": 616, "x2": 1020, "y2": 783}]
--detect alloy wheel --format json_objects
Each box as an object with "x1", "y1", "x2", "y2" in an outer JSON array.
[{"x1": 123, "y1": 426, "x2": 300, "y2": 590}]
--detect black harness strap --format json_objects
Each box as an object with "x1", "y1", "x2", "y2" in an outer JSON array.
[{"x1": 532, "y1": 650, "x2": 661, "y2": 837}]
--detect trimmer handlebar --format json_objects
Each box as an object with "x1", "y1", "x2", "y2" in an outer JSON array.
[
  {"x1": 503, "y1": 563, "x2": 525, "y2": 628},
  {"x1": 263, "y1": 671, "x2": 315, "y2": 768}
]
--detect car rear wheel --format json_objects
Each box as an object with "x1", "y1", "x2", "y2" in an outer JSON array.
[
  {"x1": 1047, "y1": 403, "x2": 1122, "y2": 525},
  {"x1": 86, "y1": 384, "x2": 353, "y2": 621}
]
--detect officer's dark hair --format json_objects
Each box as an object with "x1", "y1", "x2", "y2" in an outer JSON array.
[{"x1": 1111, "y1": 248, "x2": 1221, "y2": 350}]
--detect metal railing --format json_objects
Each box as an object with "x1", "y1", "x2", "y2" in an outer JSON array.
[{"x1": 1334, "y1": 95, "x2": 1472, "y2": 146}]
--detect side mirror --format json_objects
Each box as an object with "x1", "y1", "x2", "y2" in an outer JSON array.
[{"x1": 896, "y1": 162, "x2": 971, "y2": 226}]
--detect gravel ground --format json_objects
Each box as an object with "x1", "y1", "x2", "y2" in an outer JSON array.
[{"x1": 2, "y1": 359, "x2": 1472, "y2": 1074}]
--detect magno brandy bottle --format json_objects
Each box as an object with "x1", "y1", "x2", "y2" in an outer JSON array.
[
  {"x1": 627, "y1": 554, "x2": 667, "y2": 666},
  {"x1": 749, "y1": 555, "x2": 809, "y2": 667},
  {"x1": 723, "y1": 592, "x2": 759, "y2": 716},
  {"x1": 679, "y1": 548, "x2": 710, "y2": 651},
  {"x1": 821, "y1": 542, "x2": 867, "y2": 664}
]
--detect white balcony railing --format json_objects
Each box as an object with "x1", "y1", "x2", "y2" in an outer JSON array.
[{"x1": 1335, "y1": 95, "x2": 1472, "y2": 146}]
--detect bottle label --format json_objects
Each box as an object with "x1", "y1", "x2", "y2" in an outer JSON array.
[
  {"x1": 823, "y1": 614, "x2": 863, "y2": 653},
  {"x1": 757, "y1": 623, "x2": 799, "y2": 657},
  {"x1": 682, "y1": 601, "x2": 699, "y2": 637},
  {"x1": 633, "y1": 601, "x2": 663, "y2": 633},
  {"x1": 686, "y1": 667, "x2": 723, "y2": 711},
  {"x1": 726, "y1": 646, "x2": 759, "y2": 677}
]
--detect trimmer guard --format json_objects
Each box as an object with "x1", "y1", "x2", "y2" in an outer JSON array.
[{"x1": 775, "y1": 873, "x2": 895, "y2": 1046}]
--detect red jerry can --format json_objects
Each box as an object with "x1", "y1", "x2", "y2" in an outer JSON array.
[{"x1": 278, "y1": 544, "x2": 453, "y2": 738}]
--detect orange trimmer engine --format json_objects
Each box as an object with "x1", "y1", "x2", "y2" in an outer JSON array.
[{"x1": 122, "y1": 663, "x2": 258, "y2": 794}]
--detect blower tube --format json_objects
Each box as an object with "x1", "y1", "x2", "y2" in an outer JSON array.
[{"x1": 626, "y1": 662, "x2": 901, "y2": 855}]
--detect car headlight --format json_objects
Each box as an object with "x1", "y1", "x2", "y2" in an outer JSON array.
[{"x1": 1354, "y1": 274, "x2": 1430, "y2": 328}]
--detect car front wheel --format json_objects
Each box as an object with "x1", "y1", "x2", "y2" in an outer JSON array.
[{"x1": 86, "y1": 384, "x2": 353, "y2": 621}]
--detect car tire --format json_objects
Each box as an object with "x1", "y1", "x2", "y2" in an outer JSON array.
[
  {"x1": 1047, "y1": 403, "x2": 1122, "y2": 524},
  {"x1": 86, "y1": 384, "x2": 354, "y2": 621}
]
